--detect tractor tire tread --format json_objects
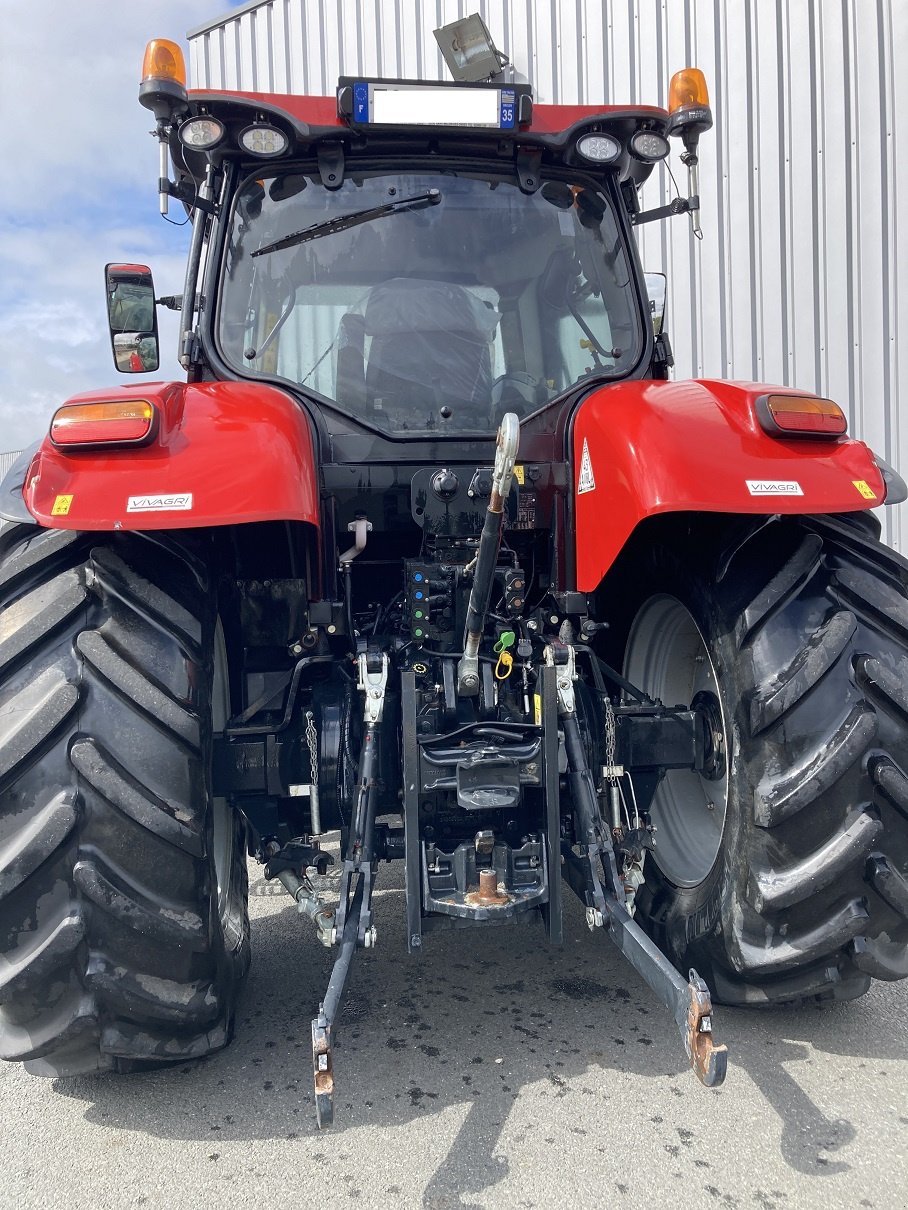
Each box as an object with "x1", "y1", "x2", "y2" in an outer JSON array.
[
  {"x1": 735, "y1": 532, "x2": 823, "y2": 647},
  {"x1": 0, "y1": 789, "x2": 79, "y2": 896},
  {"x1": 747, "y1": 805, "x2": 882, "y2": 913},
  {"x1": 631, "y1": 514, "x2": 908, "y2": 1006},
  {"x1": 0, "y1": 571, "x2": 89, "y2": 678},
  {"x1": 0, "y1": 525, "x2": 249, "y2": 1076},
  {"x1": 748, "y1": 607, "x2": 856, "y2": 734}
]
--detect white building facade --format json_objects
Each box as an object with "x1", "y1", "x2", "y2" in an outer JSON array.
[{"x1": 188, "y1": 0, "x2": 906, "y2": 547}]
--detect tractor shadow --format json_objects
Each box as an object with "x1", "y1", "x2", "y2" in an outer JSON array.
[{"x1": 53, "y1": 864, "x2": 908, "y2": 1205}]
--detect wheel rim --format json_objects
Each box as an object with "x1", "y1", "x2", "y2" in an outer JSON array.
[
  {"x1": 211, "y1": 622, "x2": 241, "y2": 944},
  {"x1": 623, "y1": 594, "x2": 729, "y2": 888}
]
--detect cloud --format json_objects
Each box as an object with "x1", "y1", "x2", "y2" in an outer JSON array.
[
  {"x1": 0, "y1": 0, "x2": 235, "y2": 452},
  {"x1": 0, "y1": 2, "x2": 232, "y2": 206}
]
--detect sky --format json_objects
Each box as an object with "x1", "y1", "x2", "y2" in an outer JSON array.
[{"x1": 0, "y1": 0, "x2": 242, "y2": 453}]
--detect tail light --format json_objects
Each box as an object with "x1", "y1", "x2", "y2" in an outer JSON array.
[
  {"x1": 51, "y1": 400, "x2": 156, "y2": 448},
  {"x1": 756, "y1": 393, "x2": 847, "y2": 438}
]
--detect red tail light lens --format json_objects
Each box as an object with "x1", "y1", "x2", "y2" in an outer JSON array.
[
  {"x1": 757, "y1": 394, "x2": 847, "y2": 437},
  {"x1": 51, "y1": 400, "x2": 155, "y2": 447}
]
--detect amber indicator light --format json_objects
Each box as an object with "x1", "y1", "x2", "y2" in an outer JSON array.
[
  {"x1": 51, "y1": 400, "x2": 156, "y2": 447},
  {"x1": 757, "y1": 394, "x2": 847, "y2": 437}
]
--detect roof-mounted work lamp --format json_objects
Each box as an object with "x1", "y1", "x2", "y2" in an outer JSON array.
[
  {"x1": 139, "y1": 38, "x2": 189, "y2": 217},
  {"x1": 434, "y1": 14, "x2": 505, "y2": 83},
  {"x1": 667, "y1": 68, "x2": 712, "y2": 238}
]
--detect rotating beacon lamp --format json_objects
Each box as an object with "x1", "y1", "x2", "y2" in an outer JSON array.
[
  {"x1": 666, "y1": 68, "x2": 713, "y2": 238},
  {"x1": 138, "y1": 39, "x2": 189, "y2": 216}
]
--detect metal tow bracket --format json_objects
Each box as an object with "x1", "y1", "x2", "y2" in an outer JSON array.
[
  {"x1": 309, "y1": 649, "x2": 388, "y2": 1128},
  {"x1": 310, "y1": 877, "x2": 364, "y2": 1128},
  {"x1": 551, "y1": 634, "x2": 729, "y2": 1090},
  {"x1": 311, "y1": 1016, "x2": 334, "y2": 1124},
  {"x1": 680, "y1": 969, "x2": 727, "y2": 1087}
]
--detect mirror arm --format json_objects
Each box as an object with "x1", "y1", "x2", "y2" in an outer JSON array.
[
  {"x1": 681, "y1": 151, "x2": 702, "y2": 239},
  {"x1": 161, "y1": 178, "x2": 218, "y2": 216},
  {"x1": 156, "y1": 121, "x2": 171, "y2": 217},
  {"x1": 178, "y1": 164, "x2": 217, "y2": 371},
  {"x1": 629, "y1": 196, "x2": 698, "y2": 227}
]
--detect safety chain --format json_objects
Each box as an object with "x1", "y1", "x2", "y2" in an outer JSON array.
[
  {"x1": 305, "y1": 709, "x2": 319, "y2": 779},
  {"x1": 602, "y1": 692, "x2": 619, "y2": 786},
  {"x1": 305, "y1": 709, "x2": 323, "y2": 836}
]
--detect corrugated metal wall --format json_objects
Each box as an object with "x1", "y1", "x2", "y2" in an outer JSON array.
[
  {"x1": 188, "y1": 0, "x2": 906, "y2": 547},
  {"x1": 0, "y1": 450, "x2": 23, "y2": 533},
  {"x1": 0, "y1": 451, "x2": 22, "y2": 481}
]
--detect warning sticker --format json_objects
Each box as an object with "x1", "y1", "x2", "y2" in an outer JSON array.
[
  {"x1": 577, "y1": 438, "x2": 596, "y2": 494},
  {"x1": 51, "y1": 495, "x2": 73, "y2": 516},
  {"x1": 513, "y1": 464, "x2": 525, "y2": 486},
  {"x1": 745, "y1": 480, "x2": 803, "y2": 496},
  {"x1": 853, "y1": 480, "x2": 877, "y2": 500},
  {"x1": 126, "y1": 493, "x2": 193, "y2": 513}
]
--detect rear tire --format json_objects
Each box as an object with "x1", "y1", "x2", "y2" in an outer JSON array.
[
  {"x1": 0, "y1": 525, "x2": 250, "y2": 1075},
  {"x1": 620, "y1": 514, "x2": 908, "y2": 1006}
]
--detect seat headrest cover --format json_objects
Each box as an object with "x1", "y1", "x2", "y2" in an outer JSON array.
[{"x1": 364, "y1": 278, "x2": 500, "y2": 339}]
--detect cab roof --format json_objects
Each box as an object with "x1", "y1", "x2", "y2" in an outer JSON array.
[{"x1": 183, "y1": 87, "x2": 670, "y2": 188}]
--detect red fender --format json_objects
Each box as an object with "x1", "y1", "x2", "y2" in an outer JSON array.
[
  {"x1": 572, "y1": 378, "x2": 884, "y2": 592},
  {"x1": 22, "y1": 381, "x2": 319, "y2": 532}
]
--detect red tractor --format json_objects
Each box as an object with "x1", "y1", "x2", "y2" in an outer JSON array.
[{"x1": 2, "y1": 23, "x2": 906, "y2": 1127}]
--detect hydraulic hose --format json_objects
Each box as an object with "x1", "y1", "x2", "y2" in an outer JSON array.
[{"x1": 457, "y1": 413, "x2": 520, "y2": 695}]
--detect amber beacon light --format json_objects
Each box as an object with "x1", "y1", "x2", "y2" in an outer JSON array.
[
  {"x1": 669, "y1": 68, "x2": 710, "y2": 115},
  {"x1": 142, "y1": 39, "x2": 187, "y2": 87},
  {"x1": 139, "y1": 37, "x2": 188, "y2": 119},
  {"x1": 667, "y1": 68, "x2": 712, "y2": 146},
  {"x1": 138, "y1": 38, "x2": 190, "y2": 217}
]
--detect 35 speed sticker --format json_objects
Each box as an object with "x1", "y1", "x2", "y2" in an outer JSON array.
[{"x1": 126, "y1": 493, "x2": 193, "y2": 513}]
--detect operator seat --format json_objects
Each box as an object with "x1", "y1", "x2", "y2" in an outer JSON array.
[
  {"x1": 335, "y1": 312, "x2": 367, "y2": 410},
  {"x1": 361, "y1": 278, "x2": 499, "y2": 424}
]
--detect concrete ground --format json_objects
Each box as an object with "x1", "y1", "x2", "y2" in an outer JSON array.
[{"x1": 1, "y1": 857, "x2": 905, "y2": 1210}]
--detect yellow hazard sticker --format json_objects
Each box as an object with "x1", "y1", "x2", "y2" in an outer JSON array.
[
  {"x1": 51, "y1": 495, "x2": 73, "y2": 516},
  {"x1": 514, "y1": 464, "x2": 525, "y2": 486},
  {"x1": 853, "y1": 480, "x2": 877, "y2": 500},
  {"x1": 533, "y1": 693, "x2": 542, "y2": 726}
]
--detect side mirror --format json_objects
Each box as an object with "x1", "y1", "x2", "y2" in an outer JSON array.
[
  {"x1": 105, "y1": 263, "x2": 159, "y2": 373},
  {"x1": 645, "y1": 272, "x2": 667, "y2": 337}
]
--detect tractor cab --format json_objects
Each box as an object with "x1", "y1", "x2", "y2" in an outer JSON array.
[{"x1": 129, "y1": 30, "x2": 709, "y2": 460}]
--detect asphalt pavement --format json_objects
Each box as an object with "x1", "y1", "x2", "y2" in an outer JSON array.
[{"x1": 1, "y1": 855, "x2": 906, "y2": 1210}]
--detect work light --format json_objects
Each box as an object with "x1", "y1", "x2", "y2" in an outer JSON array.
[
  {"x1": 434, "y1": 14, "x2": 503, "y2": 82},
  {"x1": 179, "y1": 117, "x2": 226, "y2": 150},
  {"x1": 629, "y1": 130, "x2": 670, "y2": 163},
  {"x1": 239, "y1": 124, "x2": 289, "y2": 157},
  {"x1": 576, "y1": 133, "x2": 621, "y2": 163}
]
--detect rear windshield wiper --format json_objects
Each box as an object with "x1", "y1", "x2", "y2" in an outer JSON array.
[{"x1": 251, "y1": 188, "x2": 442, "y2": 257}]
